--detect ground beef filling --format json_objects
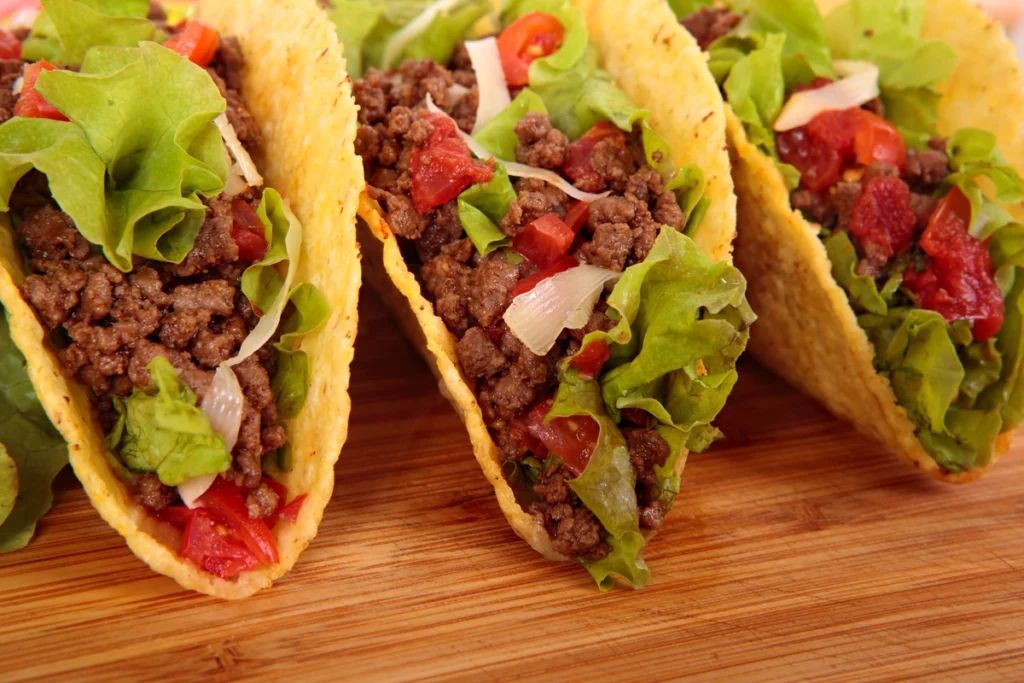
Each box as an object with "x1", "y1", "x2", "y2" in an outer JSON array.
[
  {"x1": 11, "y1": 41, "x2": 281, "y2": 516},
  {"x1": 681, "y1": 6, "x2": 742, "y2": 50},
  {"x1": 354, "y1": 54, "x2": 683, "y2": 559}
]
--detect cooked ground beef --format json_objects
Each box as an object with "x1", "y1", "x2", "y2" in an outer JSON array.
[
  {"x1": 13, "y1": 42, "x2": 282, "y2": 512},
  {"x1": 530, "y1": 465, "x2": 609, "y2": 560},
  {"x1": 208, "y1": 37, "x2": 263, "y2": 153},
  {"x1": 681, "y1": 6, "x2": 742, "y2": 50},
  {"x1": 625, "y1": 427, "x2": 671, "y2": 531},
  {"x1": 354, "y1": 53, "x2": 699, "y2": 561},
  {"x1": 0, "y1": 59, "x2": 24, "y2": 126}
]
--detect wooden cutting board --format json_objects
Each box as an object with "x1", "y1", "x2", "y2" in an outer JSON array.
[{"x1": 3, "y1": 291, "x2": 1023, "y2": 681}]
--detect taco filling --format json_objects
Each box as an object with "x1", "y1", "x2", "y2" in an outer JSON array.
[
  {"x1": 340, "y1": 0, "x2": 753, "y2": 587},
  {"x1": 0, "y1": 1, "x2": 328, "y2": 578},
  {"x1": 675, "y1": 0, "x2": 1024, "y2": 474}
]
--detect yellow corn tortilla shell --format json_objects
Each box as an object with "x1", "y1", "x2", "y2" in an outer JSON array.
[
  {"x1": 724, "y1": 0, "x2": 1023, "y2": 483},
  {"x1": 0, "y1": 0, "x2": 362, "y2": 598},
  {"x1": 357, "y1": 0, "x2": 736, "y2": 563}
]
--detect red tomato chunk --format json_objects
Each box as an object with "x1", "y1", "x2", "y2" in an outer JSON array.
[
  {"x1": 496, "y1": 11, "x2": 565, "y2": 87},
  {"x1": 904, "y1": 188, "x2": 1005, "y2": 341},
  {"x1": 410, "y1": 113, "x2": 494, "y2": 212},
  {"x1": 231, "y1": 199, "x2": 269, "y2": 262},
  {"x1": 164, "y1": 21, "x2": 220, "y2": 67},
  {"x1": 848, "y1": 176, "x2": 918, "y2": 267},
  {"x1": 0, "y1": 28, "x2": 22, "y2": 60},
  {"x1": 523, "y1": 397, "x2": 599, "y2": 477},
  {"x1": 181, "y1": 509, "x2": 259, "y2": 579},
  {"x1": 15, "y1": 60, "x2": 67, "y2": 121},
  {"x1": 569, "y1": 339, "x2": 611, "y2": 379},
  {"x1": 513, "y1": 213, "x2": 575, "y2": 268}
]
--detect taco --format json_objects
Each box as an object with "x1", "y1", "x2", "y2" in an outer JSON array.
[
  {"x1": 0, "y1": 0, "x2": 361, "y2": 597},
  {"x1": 666, "y1": 0, "x2": 1024, "y2": 482},
  {"x1": 331, "y1": 0, "x2": 754, "y2": 588}
]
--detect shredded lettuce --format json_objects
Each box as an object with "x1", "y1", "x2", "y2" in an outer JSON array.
[
  {"x1": 549, "y1": 229, "x2": 753, "y2": 588},
  {"x1": 334, "y1": 0, "x2": 493, "y2": 77},
  {"x1": 239, "y1": 189, "x2": 330, "y2": 421},
  {"x1": 548, "y1": 369, "x2": 648, "y2": 590},
  {"x1": 0, "y1": 309, "x2": 68, "y2": 553},
  {"x1": 0, "y1": 43, "x2": 228, "y2": 272},
  {"x1": 737, "y1": 0, "x2": 833, "y2": 85},
  {"x1": 115, "y1": 357, "x2": 231, "y2": 487},
  {"x1": 457, "y1": 164, "x2": 515, "y2": 256},
  {"x1": 22, "y1": 0, "x2": 158, "y2": 66},
  {"x1": 327, "y1": 0, "x2": 383, "y2": 77},
  {"x1": 823, "y1": 0, "x2": 957, "y2": 147}
]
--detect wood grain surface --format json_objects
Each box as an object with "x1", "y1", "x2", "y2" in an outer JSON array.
[{"x1": 2, "y1": 291, "x2": 1023, "y2": 682}]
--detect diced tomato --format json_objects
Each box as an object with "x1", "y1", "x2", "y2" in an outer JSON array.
[
  {"x1": 562, "y1": 121, "x2": 629, "y2": 192},
  {"x1": 848, "y1": 176, "x2": 917, "y2": 266},
  {"x1": 158, "y1": 504, "x2": 192, "y2": 530},
  {"x1": 805, "y1": 109, "x2": 857, "y2": 159},
  {"x1": 180, "y1": 509, "x2": 259, "y2": 580},
  {"x1": 904, "y1": 187, "x2": 1005, "y2": 341},
  {"x1": 776, "y1": 127, "x2": 842, "y2": 192},
  {"x1": 852, "y1": 110, "x2": 906, "y2": 170},
  {"x1": 0, "y1": 28, "x2": 21, "y2": 60},
  {"x1": 569, "y1": 339, "x2": 610, "y2": 379},
  {"x1": 410, "y1": 112, "x2": 494, "y2": 212},
  {"x1": 523, "y1": 398, "x2": 600, "y2": 477},
  {"x1": 781, "y1": 105, "x2": 906, "y2": 191},
  {"x1": 278, "y1": 494, "x2": 307, "y2": 524},
  {"x1": 513, "y1": 213, "x2": 575, "y2": 268},
  {"x1": 496, "y1": 11, "x2": 565, "y2": 87},
  {"x1": 511, "y1": 255, "x2": 576, "y2": 298},
  {"x1": 510, "y1": 416, "x2": 548, "y2": 456},
  {"x1": 231, "y1": 199, "x2": 269, "y2": 261},
  {"x1": 163, "y1": 21, "x2": 220, "y2": 67},
  {"x1": 198, "y1": 478, "x2": 280, "y2": 565},
  {"x1": 564, "y1": 201, "x2": 589, "y2": 234},
  {"x1": 14, "y1": 60, "x2": 67, "y2": 121}
]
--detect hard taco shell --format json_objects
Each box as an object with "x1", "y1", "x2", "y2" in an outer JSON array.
[
  {"x1": 725, "y1": 0, "x2": 1023, "y2": 482},
  {"x1": 357, "y1": 0, "x2": 736, "y2": 562},
  {"x1": 0, "y1": 0, "x2": 362, "y2": 597}
]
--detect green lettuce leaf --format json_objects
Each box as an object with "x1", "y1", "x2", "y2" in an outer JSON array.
[
  {"x1": 241, "y1": 188, "x2": 293, "y2": 314},
  {"x1": 946, "y1": 129, "x2": 1024, "y2": 215},
  {"x1": 738, "y1": 0, "x2": 833, "y2": 84},
  {"x1": 116, "y1": 357, "x2": 231, "y2": 487},
  {"x1": 825, "y1": 231, "x2": 888, "y2": 315},
  {"x1": 238, "y1": 189, "x2": 330, "y2": 421},
  {"x1": 723, "y1": 32, "x2": 786, "y2": 155},
  {"x1": 355, "y1": 0, "x2": 493, "y2": 74},
  {"x1": 584, "y1": 530, "x2": 650, "y2": 592},
  {"x1": 0, "y1": 43, "x2": 228, "y2": 272},
  {"x1": 24, "y1": 0, "x2": 157, "y2": 67},
  {"x1": 548, "y1": 369, "x2": 647, "y2": 589},
  {"x1": 823, "y1": 0, "x2": 957, "y2": 147},
  {"x1": 0, "y1": 309, "x2": 69, "y2": 553},
  {"x1": 473, "y1": 88, "x2": 548, "y2": 160},
  {"x1": 592, "y1": 227, "x2": 755, "y2": 438},
  {"x1": 457, "y1": 165, "x2": 514, "y2": 256},
  {"x1": 327, "y1": 0, "x2": 383, "y2": 78},
  {"x1": 271, "y1": 284, "x2": 330, "y2": 421}
]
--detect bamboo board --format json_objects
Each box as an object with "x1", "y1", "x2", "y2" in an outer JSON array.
[{"x1": 2, "y1": 292, "x2": 1023, "y2": 681}]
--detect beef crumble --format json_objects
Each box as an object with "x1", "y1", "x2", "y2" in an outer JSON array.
[
  {"x1": 10, "y1": 42, "x2": 281, "y2": 513},
  {"x1": 680, "y1": 6, "x2": 742, "y2": 50},
  {"x1": 354, "y1": 55, "x2": 691, "y2": 558}
]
